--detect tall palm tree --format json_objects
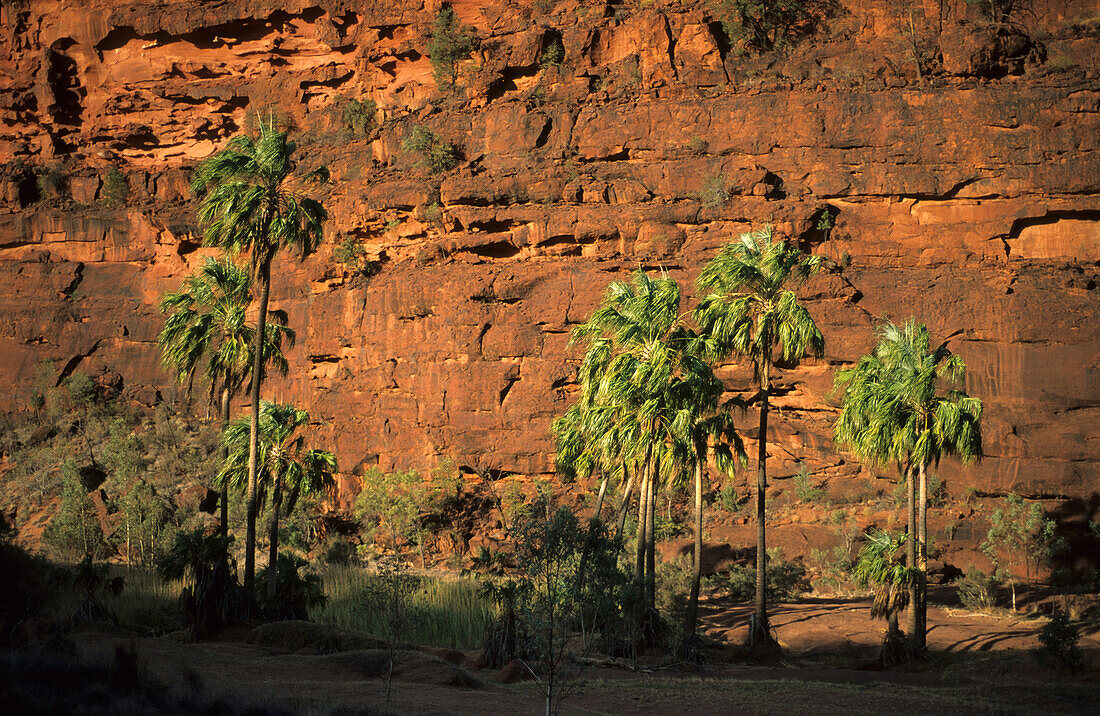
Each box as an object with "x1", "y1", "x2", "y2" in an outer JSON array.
[
  {"x1": 694, "y1": 226, "x2": 824, "y2": 649},
  {"x1": 158, "y1": 257, "x2": 295, "y2": 540},
  {"x1": 835, "y1": 320, "x2": 982, "y2": 649},
  {"x1": 669, "y1": 406, "x2": 743, "y2": 649},
  {"x1": 567, "y1": 270, "x2": 736, "y2": 641},
  {"x1": 219, "y1": 400, "x2": 337, "y2": 600},
  {"x1": 190, "y1": 118, "x2": 328, "y2": 592}
]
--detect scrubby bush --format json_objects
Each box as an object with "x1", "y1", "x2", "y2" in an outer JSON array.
[
  {"x1": 956, "y1": 567, "x2": 1000, "y2": 611},
  {"x1": 1035, "y1": 611, "x2": 1084, "y2": 674},
  {"x1": 793, "y1": 465, "x2": 825, "y2": 503},
  {"x1": 710, "y1": 0, "x2": 837, "y2": 54},
  {"x1": 713, "y1": 553, "x2": 810, "y2": 603},
  {"x1": 697, "y1": 172, "x2": 728, "y2": 209},
  {"x1": 965, "y1": 0, "x2": 1033, "y2": 23},
  {"x1": 36, "y1": 164, "x2": 68, "y2": 200},
  {"x1": 540, "y1": 34, "x2": 565, "y2": 68},
  {"x1": 402, "y1": 126, "x2": 461, "y2": 174},
  {"x1": 341, "y1": 97, "x2": 377, "y2": 135}
]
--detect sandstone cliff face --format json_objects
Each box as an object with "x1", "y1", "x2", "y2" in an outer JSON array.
[{"x1": 0, "y1": 0, "x2": 1098, "y2": 521}]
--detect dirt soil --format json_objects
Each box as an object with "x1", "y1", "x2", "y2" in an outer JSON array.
[{"x1": 64, "y1": 596, "x2": 1100, "y2": 715}]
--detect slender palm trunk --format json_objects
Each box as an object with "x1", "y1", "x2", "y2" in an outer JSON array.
[
  {"x1": 645, "y1": 458, "x2": 657, "y2": 610},
  {"x1": 753, "y1": 365, "x2": 771, "y2": 645},
  {"x1": 592, "y1": 474, "x2": 609, "y2": 521},
  {"x1": 267, "y1": 476, "x2": 282, "y2": 601},
  {"x1": 685, "y1": 458, "x2": 704, "y2": 638},
  {"x1": 906, "y1": 464, "x2": 919, "y2": 643},
  {"x1": 635, "y1": 465, "x2": 650, "y2": 587},
  {"x1": 615, "y1": 463, "x2": 635, "y2": 543},
  {"x1": 219, "y1": 384, "x2": 231, "y2": 541},
  {"x1": 916, "y1": 461, "x2": 928, "y2": 649},
  {"x1": 244, "y1": 259, "x2": 271, "y2": 594},
  {"x1": 575, "y1": 474, "x2": 610, "y2": 591}
]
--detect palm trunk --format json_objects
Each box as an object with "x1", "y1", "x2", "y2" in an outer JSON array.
[
  {"x1": 244, "y1": 259, "x2": 271, "y2": 594},
  {"x1": 753, "y1": 365, "x2": 770, "y2": 645},
  {"x1": 906, "y1": 464, "x2": 919, "y2": 644},
  {"x1": 685, "y1": 458, "x2": 704, "y2": 638},
  {"x1": 592, "y1": 474, "x2": 609, "y2": 521},
  {"x1": 267, "y1": 476, "x2": 282, "y2": 601},
  {"x1": 634, "y1": 465, "x2": 650, "y2": 588},
  {"x1": 575, "y1": 474, "x2": 610, "y2": 592},
  {"x1": 917, "y1": 461, "x2": 928, "y2": 649},
  {"x1": 645, "y1": 458, "x2": 657, "y2": 610},
  {"x1": 220, "y1": 384, "x2": 231, "y2": 541},
  {"x1": 614, "y1": 463, "x2": 635, "y2": 543}
]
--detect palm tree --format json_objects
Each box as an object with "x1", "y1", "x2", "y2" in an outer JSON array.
[
  {"x1": 158, "y1": 257, "x2": 295, "y2": 540},
  {"x1": 694, "y1": 226, "x2": 824, "y2": 649},
  {"x1": 852, "y1": 529, "x2": 921, "y2": 666},
  {"x1": 670, "y1": 406, "x2": 743, "y2": 651},
  {"x1": 835, "y1": 320, "x2": 982, "y2": 649},
  {"x1": 567, "y1": 270, "x2": 737, "y2": 640},
  {"x1": 191, "y1": 118, "x2": 328, "y2": 592},
  {"x1": 219, "y1": 400, "x2": 337, "y2": 600}
]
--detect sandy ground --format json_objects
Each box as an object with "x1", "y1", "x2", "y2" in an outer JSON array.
[{"x1": 69, "y1": 596, "x2": 1100, "y2": 715}]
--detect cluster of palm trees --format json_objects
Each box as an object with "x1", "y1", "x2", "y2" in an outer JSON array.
[
  {"x1": 835, "y1": 320, "x2": 983, "y2": 652},
  {"x1": 158, "y1": 119, "x2": 337, "y2": 602},
  {"x1": 556, "y1": 227, "x2": 826, "y2": 649},
  {"x1": 559, "y1": 227, "x2": 984, "y2": 654}
]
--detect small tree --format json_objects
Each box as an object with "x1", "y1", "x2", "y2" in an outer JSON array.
[
  {"x1": 355, "y1": 468, "x2": 430, "y2": 565},
  {"x1": 366, "y1": 556, "x2": 419, "y2": 708},
  {"x1": 101, "y1": 166, "x2": 129, "y2": 208},
  {"x1": 43, "y1": 462, "x2": 104, "y2": 560},
  {"x1": 981, "y1": 494, "x2": 1061, "y2": 612},
  {"x1": 852, "y1": 530, "x2": 920, "y2": 666},
  {"x1": 428, "y1": 6, "x2": 479, "y2": 92}
]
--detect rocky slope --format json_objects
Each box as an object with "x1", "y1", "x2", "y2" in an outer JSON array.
[{"x1": 0, "y1": 0, "x2": 1097, "y2": 549}]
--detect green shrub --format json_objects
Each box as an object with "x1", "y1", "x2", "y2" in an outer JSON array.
[
  {"x1": 428, "y1": 6, "x2": 479, "y2": 91},
  {"x1": 342, "y1": 98, "x2": 377, "y2": 135},
  {"x1": 716, "y1": 554, "x2": 810, "y2": 603},
  {"x1": 36, "y1": 164, "x2": 68, "y2": 200},
  {"x1": 321, "y1": 536, "x2": 357, "y2": 565},
  {"x1": 540, "y1": 35, "x2": 565, "y2": 68},
  {"x1": 100, "y1": 166, "x2": 129, "y2": 207},
  {"x1": 688, "y1": 136, "x2": 709, "y2": 155},
  {"x1": 402, "y1": 125, "x2": 460, "y2": 173},
  {"x1": 956, "y1": 567, "x2": 1000, "y2": 611},
  {"x1": 697, "y1": 172, "x2": 728, "y2": 209},
  {"x1": 793, "y1": 466, "x2": 825, "y2": 503},
  {"x1": 333, "y1": 235, "x2": 380, "y2": 276},
  {"x1": 1035, "y1": 611, "x2": 1084, "y2": 673}
]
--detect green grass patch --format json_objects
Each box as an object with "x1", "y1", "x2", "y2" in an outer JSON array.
[{"x1": 310, "y1": 565, "x2": 496, "y2": 649}]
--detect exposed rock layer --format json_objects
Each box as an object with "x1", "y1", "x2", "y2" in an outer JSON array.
[{"x1": 0, "y1": 0, "x2": 1098, "y2": 514}]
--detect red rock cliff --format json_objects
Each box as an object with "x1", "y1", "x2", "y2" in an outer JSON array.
[{"x1": 0, "y1": 0, "x2": 1097, "y2": 508}]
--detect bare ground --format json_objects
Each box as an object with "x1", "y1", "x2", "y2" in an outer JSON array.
[{"x1": 64, "y1": 596, "x2": 1100, "y2": 715}]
